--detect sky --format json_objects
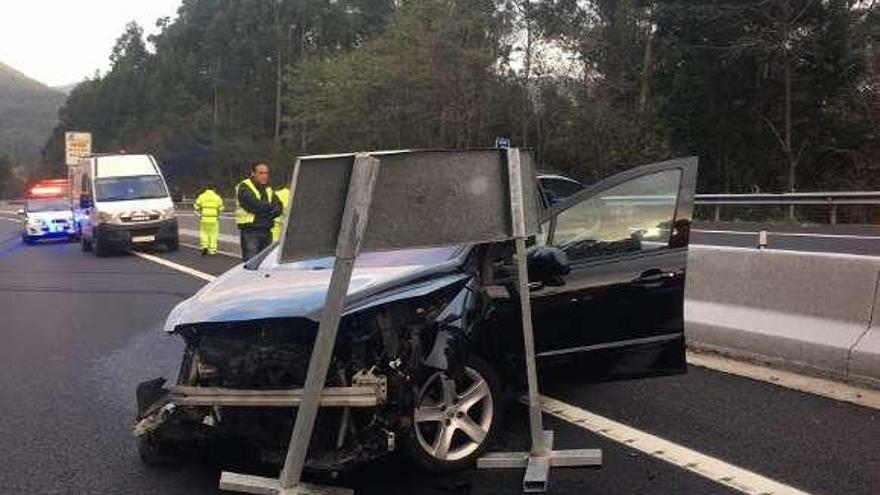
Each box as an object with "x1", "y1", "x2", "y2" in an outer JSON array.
[{"x1": 0, "y1": 0, "x2": 182, "y2": 87}]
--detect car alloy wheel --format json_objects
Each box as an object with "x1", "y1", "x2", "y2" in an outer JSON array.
[{"x1": 411, "y1": 362, "x2": 495, "y2": 466}]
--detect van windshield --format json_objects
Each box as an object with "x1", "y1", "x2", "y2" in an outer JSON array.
[{"x1": 95, "y1": 175, "x2": 168, "y2": 202}]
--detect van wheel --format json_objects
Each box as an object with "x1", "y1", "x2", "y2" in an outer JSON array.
[
  {"x1": 93, "y1": 236, "x2": 109, "y2": 257},
  {"x1": 165, "y1": 237, "x2": 179, "y2": 253},
  {"x1": 81, "y1": 235, "x2": 92, "y2": 252},
  {"x1": 402, "y1": 356, "x2": 501, "y2": 473}
]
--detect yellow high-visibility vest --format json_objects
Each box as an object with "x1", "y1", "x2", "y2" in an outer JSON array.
[
  {"x1": 235, "y1": 178, "x2": 275, "y2": 226},
  {"x1": 272, "y1": 187, "x2": 291, "y2": 241},
  {"x1": 194, "y1": 188, "x2": 224, "y2": 219}
]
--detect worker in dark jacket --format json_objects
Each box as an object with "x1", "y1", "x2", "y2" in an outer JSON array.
[{"x1": 235, "y1": 161, "x2": 282, "y2": 261}]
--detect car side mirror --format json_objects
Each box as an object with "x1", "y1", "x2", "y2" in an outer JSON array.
[
  {"x1": 80, "y1": 196, "x2": 93, "y2": 209},
  {"x1": 16, "y1": 208, "x2": 25, "y2": 216},
  {"x1": 526, "y1": 246, "x2": 570, "y2": 283}
]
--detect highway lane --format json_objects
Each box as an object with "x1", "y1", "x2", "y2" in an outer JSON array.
[
  {"x1": 1, "y1": 218, "x2": 878, "y2": 494},
  {"x1": 691, "y1": 228, "x2": 880, "y2": 256}
]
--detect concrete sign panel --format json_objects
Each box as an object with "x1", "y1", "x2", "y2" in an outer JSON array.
[{"x1": 279, "y1": 149, "x2": 540, "y2": 263}]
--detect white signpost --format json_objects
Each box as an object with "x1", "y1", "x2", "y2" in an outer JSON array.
[
  {"x1": 219, "y1": 148, "x2": 598, "y2": 495},
  {"x1": 65, "y1": 132, "x2": 92, "y2": 166}
]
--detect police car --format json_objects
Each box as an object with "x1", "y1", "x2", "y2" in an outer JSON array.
[{"x1": 19, "y1": 179, "x2": 78, "y2": 244}]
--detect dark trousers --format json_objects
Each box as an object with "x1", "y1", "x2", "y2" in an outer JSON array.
[{"x1": 240, "y1": 228, "x2": 272, "y2": 261}]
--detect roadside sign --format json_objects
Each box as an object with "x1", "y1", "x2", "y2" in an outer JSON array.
[
  {"x1": 495, "y1": 137, "x2": 511, "y2": 149},
  {"x1": 65, "y1": 132, "x2": 92, "y2": 166}
]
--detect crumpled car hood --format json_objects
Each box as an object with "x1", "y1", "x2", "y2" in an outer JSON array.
[{"x1": 164, "y1": 246, "x2": 469, "y2": 332}]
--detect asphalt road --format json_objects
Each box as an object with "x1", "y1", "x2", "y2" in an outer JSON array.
[
  {"x1": 0, "y1": 216, "x2": 878, "y2": 495},
  {"x1": 691, "y1": 223, "x2": 880, "y2": 256}
]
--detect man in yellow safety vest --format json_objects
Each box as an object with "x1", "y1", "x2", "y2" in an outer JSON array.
[
  {"x1": 271, "y1": 185, "x2": 290, "y2": 243},
  {"x1": 235, "y1": 161, "x2": 282, "y2": 261},
  {"x1": 193, "y1": 184, "x2": 225, "y2": 256}
]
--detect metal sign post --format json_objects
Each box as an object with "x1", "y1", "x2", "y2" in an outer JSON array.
[
  {"x1": 219, "y1": 153, "x2": 380, "y2": 495},
  {"x1": 477, "y1": 148, "x2": 602, "y2": 492}
]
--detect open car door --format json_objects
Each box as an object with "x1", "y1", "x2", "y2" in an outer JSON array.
[{"x1": 528, "y1": 157, "x2": 697, "y2": 381}]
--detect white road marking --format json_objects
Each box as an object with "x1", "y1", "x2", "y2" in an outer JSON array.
[
  {"x1": 178, "y1": 227, "x2": 240, "y2": 245},
  {"x1": 176, "y1": 212, "x2": 235, "y2": 219},
  {"x1": 687, "y1": 350, "x2": 880, "y2": 411},
  {"x1": 693, "y1": 228, "x2": 880, "y2": 241},
  {"x1": 0, "y1": 217, "x2": 19, "y2": 223},
  {"x1": 179, "y1": 241, "x2": 240, "y2": 259},
  {"x1": 132, "y1": 251, "x2": 217, "y2": 282},
  {"x1": 538, "y1": 395, "x2": 815, "y2": 495},
  {"x1": 691, "y1": 243, "x2": 880, "y2": 261}
]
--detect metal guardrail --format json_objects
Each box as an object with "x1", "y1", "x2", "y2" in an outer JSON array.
[
  {"x1": 170, "y1": 192, "x2": 880, "y2": 225},
  {"x1": 9, "y1": 190, "x2": 880, "y2": 224},
  {"x1": 695, "y1": 192, "x2": 880, "y2": 224}
]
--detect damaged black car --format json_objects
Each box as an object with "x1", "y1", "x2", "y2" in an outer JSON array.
[{"x1": 134, "y1": 157, "x2": 697, "y2": 473}]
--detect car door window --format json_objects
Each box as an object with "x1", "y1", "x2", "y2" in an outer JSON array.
[
  {"x1": 550, "y1": 169, "x2": 681, "y2": 262},
  {"x1": 539, "y1": 177, "x2": 584, "y2": 206}
]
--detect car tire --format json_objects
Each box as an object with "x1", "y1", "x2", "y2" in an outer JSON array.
[
  {"x1": 22, "y1": 235, "x2": 33, "y2": 245},
  {"x1": 402, "y1": 355, "x2": 501, "y2": 473},
  {"x1": 81, "y1": 235, "x2": 92, "y2": 252}
]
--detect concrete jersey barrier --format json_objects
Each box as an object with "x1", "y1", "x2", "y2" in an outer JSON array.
[{"x1": 685, "y1": 245, "x2": 880, "y2": 387}]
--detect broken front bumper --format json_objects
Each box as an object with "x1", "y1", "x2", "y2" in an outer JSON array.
[{"x1": 134, "y1": 370, "x2": 388, "y2": 437}]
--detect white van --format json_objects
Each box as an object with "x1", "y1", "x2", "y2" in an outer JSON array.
[{"x1": 70, "y1": 154, "x2": 178, "y2": 256}]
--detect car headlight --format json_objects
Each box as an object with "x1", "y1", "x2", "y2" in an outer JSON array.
[
  {"x1": 27, "y1": 218, "x2": 45, "y2": 227},
  {"x1": 160, "y1": 207, "x2": 176, "y2": 220}
]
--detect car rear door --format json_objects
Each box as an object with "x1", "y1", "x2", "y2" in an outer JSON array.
[{"x1": 530, "y1": 157, "x2": 697, "y2": 381}]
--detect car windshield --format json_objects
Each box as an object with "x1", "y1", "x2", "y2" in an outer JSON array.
[
  {"x1": 262, "y1": 244, "x2": 465, "y2": 271},
  {"x1": 26, "y1": 198, "x2": 69, "y2": 213},
  {"x1": 95, "y1": 175, "x2": 168, "y2": 202},
  {"x1": 354, "y1": 245, "x2": 464, "y2": 267}
]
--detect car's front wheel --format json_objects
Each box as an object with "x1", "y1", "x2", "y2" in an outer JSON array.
[{"x1": 402, "y1": 356, "x2": 500, "y2": 473}]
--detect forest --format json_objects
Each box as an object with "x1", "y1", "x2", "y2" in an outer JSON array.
[{"x1": 40, "y1": 0, "x2": 880, "y2": 196}]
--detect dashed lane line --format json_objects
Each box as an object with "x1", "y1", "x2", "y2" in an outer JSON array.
[
  {"x1": 539, "y1": 395, "x2": 815, "y2": 495},
  {"x1": 686, "y1": 350, "x2": 880, "y2": 411},
  {"x1": 178, "y1": 241, "x2": 240, "y2": 259},
  {"x1": 693, "y1": 228, "x2": 880, "y2": 241},
  {"x1": 131, "y1": 251, "x2": 217, "y2": 282}
]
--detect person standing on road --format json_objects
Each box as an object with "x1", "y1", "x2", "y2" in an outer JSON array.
[
  {"x1": 271, "y1": 184, "x2": 290, "y2": 243},
  {"x1": 236, "y1": 161, "x2": 282, "y2": 261},
  {"x1": 193, "y1": 184, "x2": 225, "y2": 256}
]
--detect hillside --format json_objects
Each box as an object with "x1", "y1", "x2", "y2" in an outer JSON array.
[
  {"x1": 52, "y1": 82, "x2": 79, "y2": 95},
  {"x1": 0, "y1": 62, "x2": 66, "y2": 161}
]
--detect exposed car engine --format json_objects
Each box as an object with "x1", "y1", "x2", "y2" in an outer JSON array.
[{"x1": 135, "y1": 278, "x2": 483, "y2": 472}]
